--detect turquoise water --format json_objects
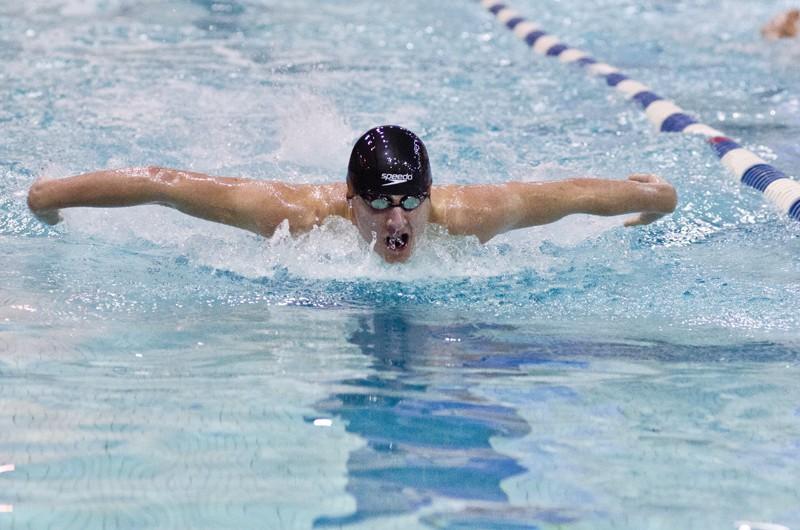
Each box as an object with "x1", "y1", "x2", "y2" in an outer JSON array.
[{"x1": 1, "y1": 0, "x2": 800, "y2": 528}]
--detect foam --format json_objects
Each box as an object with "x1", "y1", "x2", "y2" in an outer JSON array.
[{"x1": 273, "y1": 92, "x2": 355, "y2": 178}]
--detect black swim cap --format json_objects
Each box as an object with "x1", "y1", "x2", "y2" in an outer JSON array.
[{"x1": 347, "y1": 125, "x2": 432, "y2": 197}]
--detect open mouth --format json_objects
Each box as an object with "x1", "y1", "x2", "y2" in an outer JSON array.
[{"x1": 386, "y1": 233, "x2": 409, "y2": 251}]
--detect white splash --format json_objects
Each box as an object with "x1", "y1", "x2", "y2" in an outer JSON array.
[{"x1": 273, "y1": 92, "x2": 355, "y2": 178}]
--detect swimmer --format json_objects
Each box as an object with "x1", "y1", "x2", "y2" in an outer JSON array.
[
  {"x1": 762, "y1": 8, "x2": 800, "y2": 40},
  {"x1": 27, "y1": 125, "x2": 677, "y2": 263}
]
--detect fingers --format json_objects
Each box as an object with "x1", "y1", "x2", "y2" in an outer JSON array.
[
  {"x1": 627, "y1": 173, "x2": 660, "y2": 183},
  {"x1": 624, "y1": 212, "x2": 664, "y2": 227},
  {"x1": 623, "y1": 214, "x2": 643, "y2": 227},
  {"x1": 34, "y1": 209, "x2": 62, "y2": 226}
]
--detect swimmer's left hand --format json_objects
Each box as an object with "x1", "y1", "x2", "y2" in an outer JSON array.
[
  {"x1": 622, "y1": 173, "x2": 677, "y2": 227},
  {"x1": 623, "y1": 211, "x2": 666, "y2": 227}
]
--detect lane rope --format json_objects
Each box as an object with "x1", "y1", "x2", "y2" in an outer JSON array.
[{"x1": 480, "y1": 0, "x2": 800, "y2": 221}]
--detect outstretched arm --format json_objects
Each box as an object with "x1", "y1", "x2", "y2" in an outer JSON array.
[
  {"x1": 27, "y1": 167, "x2": 346, "y2": 236},
  {"x1": 432, "y1": 174, "x2": 677, "y2": 242}
]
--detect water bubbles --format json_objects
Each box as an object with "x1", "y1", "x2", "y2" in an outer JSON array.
[
  {"x1": 273, "y1": 92, "x2": 353, "y2": 176},
  {"x1": 2, "y1": 0, "x2": 798, "y2": 344}
]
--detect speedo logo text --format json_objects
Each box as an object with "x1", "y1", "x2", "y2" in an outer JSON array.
[{"x1": 381, "y1": 173, "x2": 413, "y2": 186}]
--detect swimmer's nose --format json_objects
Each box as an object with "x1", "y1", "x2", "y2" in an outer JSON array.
[{"x1": 385, "y1": 205, "x2": 408, "y2": 230}]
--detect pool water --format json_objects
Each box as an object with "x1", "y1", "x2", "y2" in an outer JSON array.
[{"x1": 1, "y1": 0, "x2": 800, "y2": 528}]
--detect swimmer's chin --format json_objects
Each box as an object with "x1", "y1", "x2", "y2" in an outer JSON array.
[
  {"x1": 381, "y1": 251, "x2": 412, "y2": 264},
  {"x1": 376, "y1": 245, "x2": 413, "y2": 263}
]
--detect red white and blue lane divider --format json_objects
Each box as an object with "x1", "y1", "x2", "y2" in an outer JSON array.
[{"x1": 480, "y1": 0, "x2": 800, "y2": 221}]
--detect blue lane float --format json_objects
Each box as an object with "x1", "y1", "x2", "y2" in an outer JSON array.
[{"x1": 481, "y1": 0, "x2": 800, "y2": 221}]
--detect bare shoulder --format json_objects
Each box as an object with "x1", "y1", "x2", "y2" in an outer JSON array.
[
  {"x1": 223, "y1": 179, "x2": 347, "y2": 236},
  {"x1": 429, "y1": 184, "x2": 519, "y2": 242},
  {"x1": 232, "y1": 181, "x2": 348, "y2": 236},
  {"x1": 298, "y1": 182, "x2": 349, "y2": 223}
]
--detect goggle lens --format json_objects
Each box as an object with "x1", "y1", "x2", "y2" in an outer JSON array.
[
  {"x1": 366, "y1": 194, "x2": 425, "y2": 211},
  {"x1": 368, "y1": 197, "x2": 391, "y2": 209}
]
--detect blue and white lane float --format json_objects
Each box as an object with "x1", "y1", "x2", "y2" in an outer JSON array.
[{"x1": 480, "y1": 0, "x2": 800, "y2": 221}]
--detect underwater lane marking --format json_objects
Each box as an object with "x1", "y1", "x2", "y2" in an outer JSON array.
[
  {"x1": 483, "y1": 0, "x2": 505, "y2": 13},
  {"x1": 644, "y1": 100, "x2": 684, "y2": 128},
  {"x1": 532, "y1": 34, "x2": 561, "y2": 55},
  {"x1": 480, "y1": 0, "x2": 800, "y2": 221},
  {"x1": 660, "y1": 113, "x2": 698, "y2": 133},
  {"x1": 605, "y1": 72, "x2": 629, "y2": 86},
  {"x1": 513, "y1": 21, "x2": 541, "y2": 38},
  {"x1": 615, "y1": 79, "x2": 650, "y2": 96},
  {"x1": 720, "y1": 149, "x2": 768, "y2": 178},
  {"x1": 558, "y1": 48, "x2": 589, "y2": 63},
  {"x1": 764, "y1": 179, "x2": 800, "y2": 212},
  {"x1": 523, "y1": 30, "x2": 547, "y2": 46},
  {"x1": 632, "y1": 91, "x2": 663, "y2": 108},
  {"x1": 546, "y1": 43, "x2": 569, "y2": 56},
  {"x1": 683, "y1": 123, "x2": 725, "y2": 137},
  {"x1": 709, "y1": 136, "x2": 741, "y2": 155},
  {"x1": 790, "y1": 198, "x2": 800, "y2": 220},
  {"x1": 496, "y1": 8, "x2": 522, "y2": 24},
  {"x1": 587, "y1": 62, "x2": 620, "y2": 76},
  {"x1": 742, "y1": 164, "x2": 787, "y2": 192}
]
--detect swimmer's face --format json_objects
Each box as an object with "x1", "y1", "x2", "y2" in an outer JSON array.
[{"x1": 350, "y1": 193, "x2": 431, "y2": 263}]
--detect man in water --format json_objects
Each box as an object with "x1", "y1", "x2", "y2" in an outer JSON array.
[
  {"x1": 27, "y1": 125, "x2": 677, "y2": 263},
  {"x1": 762, "y1": 8, "x2": 800, "y2": 39}
]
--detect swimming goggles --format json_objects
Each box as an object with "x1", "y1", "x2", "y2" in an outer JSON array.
[{"x1": 361, "y1": 192, "x2": 429, "y2": 211}]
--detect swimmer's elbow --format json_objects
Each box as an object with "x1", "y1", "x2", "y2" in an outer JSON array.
[
  {"x1": 145, "y1": 166, "x2": 195, "y2": 205},
  {"x1": 147, "y1": 165, "x2": 180, "y2": 186},
  {"x1": 146, "y1": 165, "x2": 162, "y2": 179}
]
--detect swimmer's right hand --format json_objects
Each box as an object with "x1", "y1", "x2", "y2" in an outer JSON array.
[
  {"x1": 622, "y1": 173, "x2": 678, "y2": 227},
  {"x1": 762, "y1": 9, "x2": 800, "y2": 40},
  {"x1": 27, "y1": 179, "x2": 63, "y2": 225}
]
